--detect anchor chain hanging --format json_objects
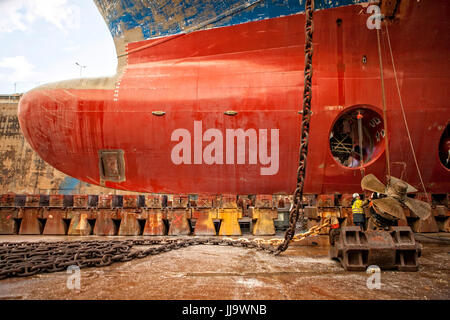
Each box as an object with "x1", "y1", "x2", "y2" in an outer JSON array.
[{"x1": 275, "y1": 0, "x2": 315, "y2": 255}]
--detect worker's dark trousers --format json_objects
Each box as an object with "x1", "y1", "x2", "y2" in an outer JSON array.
[{"x1": 354, "y1": 221, "x2": 365, "y2": 230}]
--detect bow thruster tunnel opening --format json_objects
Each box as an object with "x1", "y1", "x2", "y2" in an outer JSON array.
[{"x1": 329, "y1": 106, "x2": 385, "y2": 168}]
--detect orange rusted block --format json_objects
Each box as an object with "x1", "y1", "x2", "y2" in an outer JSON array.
[
  {"x1": 167, "y1": 209, "x2": 191, "y2": 235},
  {"x1": 192, "y1": 209, "x2": 217, "y2": 236},
  {"x1": 0, "y1": 208, "x2": 19, "y2": 234},
  {"x1": 173, "y1": 195, "x2": 189, "y2": 208},
  {"x1": 317, "y1": 194, "x2": 335, "y2": 207},
  {"x1": 217, "y1": 209, "x2": 242, "y2": 236},
  {"x1": 146, "y1": 194, "x2": 163, "y2": 208},
  {"x1": 255, "y1": 195, "x2": 274, "y2": 208},
  {"x1": 43, "y1": 208, "x2": 67, "y2": 235},
  {"x1": 98, "y1": 195, "x2": 113, "y2": 209},
  {"x1": 73, "y1": 195, "x2": 89, "y2": 208},
  {"x1": 252, "y1": 208, "x2": 277, "y2": 235},
  {"x1": 18, "y1": 208, "x2": 43, "y2": 234},
  {"x1": 123, "y1": 195, "x2": 138, "y2": 208},
  {"x1": 196, "y1": 195, "x2": 215, "y2": 208},
  {"x1": 67, "y1": 210, "x2": 92, "y2": 236},
  {"x1": 221, "y1": 194, "x2": 237, "y2": 209},
  {"x1": 93, "y1": 209, "x2": 118, "y2": 236},
  {"x1": 143, "y1": 209, "x2": 167, "y2": 235},
  {"x1": 49, "y1": 195, "x2": 64, "y2": 207},
  {"x1": 118, "y1": 209, "x2": 145, "y2": 236},
  {"x1": 0, "y1": 194, "x2": 16, "y2": 207}
]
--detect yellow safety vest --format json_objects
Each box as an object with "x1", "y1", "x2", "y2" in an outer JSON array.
[{"x1": 352, "y1": 199, "x2": 364, "y2": 215}]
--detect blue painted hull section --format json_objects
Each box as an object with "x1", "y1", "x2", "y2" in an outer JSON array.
[{"x1": 94, "y1": 0, "x2": 367, "y2": 40}]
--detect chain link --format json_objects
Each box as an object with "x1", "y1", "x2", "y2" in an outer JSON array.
[{"x1": 275, "y1": 0, "x2": 314, "y2": 255}]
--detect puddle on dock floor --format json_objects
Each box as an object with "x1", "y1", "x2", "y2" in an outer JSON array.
[{"x1": 0, "y1": 234, "x2": 448, "y2": 300}]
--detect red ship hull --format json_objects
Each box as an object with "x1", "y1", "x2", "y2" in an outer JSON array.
[{"x1": 18, "y1": 1, "x2": 450, "y2": 195}]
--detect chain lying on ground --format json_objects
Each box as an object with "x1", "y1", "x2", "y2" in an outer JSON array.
[
  {"x1": 275, "y1": 0, "x2": 315, "y2": 255},
  {"x1": 0, "y1": 219, "x2": 330, "y2": 280}
]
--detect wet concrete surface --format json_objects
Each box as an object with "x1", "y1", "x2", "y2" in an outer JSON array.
[{"x1": 0, "y1": 233, "x2": 449, "y2": 300}]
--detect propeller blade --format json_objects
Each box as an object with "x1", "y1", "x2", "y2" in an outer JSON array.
[
  {"x1": 361, "y1": 174, "x2": 386, "y2": 194},
  {"x1": 372, "y1": 198, "x2": 406, "y2": 220},
  {"x1": 388, "y1": 176, "x2": 418, "y2": 193},
  {"x1": 404, "y1": 197, "x2": 431, "y2": 220}
]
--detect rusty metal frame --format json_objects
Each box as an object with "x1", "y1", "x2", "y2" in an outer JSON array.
[{"x1": 98, "y1": 149, "x2": 126, "y2": 183}]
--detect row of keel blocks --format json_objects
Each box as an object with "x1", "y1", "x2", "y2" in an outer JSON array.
[
  {"x1": 0, "y1": 207, "x2": 282, "y2": 236},
  {"x1": 0, "y1": 194, "x2": 293, "y2": 210},
  {"x1": 1, "y1": 193, "x2": 449, "y2": 209}
]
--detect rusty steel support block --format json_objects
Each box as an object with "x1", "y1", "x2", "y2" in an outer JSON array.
[
  {"x1": 221, "y1": 194, "x2": 238, "y2": 209},
  {"x1": 73, "y1": 195, "x2": 89, "y2": 208},
  {"x1": 0, "y1": 208, "x2": 19, "y2": 234},
  {"x1": 217, "y1": 209, "x2": 242, "y2": 236},
  {"x1": 167, "y1": 209, "x2": 191, "y2": 235},
  {"x1": 196, "y1": 195, "x2": 216, "y2": 209},
  {"x1": 172, "y1": 195, "x2": 189, "y2": 209},
  {"x1": 67, "y1": 210, "x2": 93, "y2": 236},
  {"x1": 118, "y1": 209, "x2": 145, "y2": 236},
  {"x1": 0, "y1": 193, "x2": 16, "y2": 207},
  {"x1": 192, "y1": 209, "x2": 217, "y2": 236},
  {"x1": 252, "y1": 208, "x2": 277, "y2": 235},
  {"x1": 43, "y1": 208, "x2": 68, "y2": 235},
  {"x1": 123, "y1": 195, "x2": 138, "y2": 208},
  {"x1": 25, "y1": 195, "x2": 41, "y2": 207},
  {"x1": 93, "y1": 209, "x2": 118, "y2": 236},
  {"x1": 317, "y1": 194, "x2": 335, "y2": 207},
  {"x1": 330, "y1": 226, "x2": 421, "y2": 271},
  {"x1": 143, "y1": 209, "x2": 167, "y2": 235},
  {"x1": 49, "y1": 195, "x2": 64, "y2": 207},
  {"x1": 18, "y1": 208, "x2": 43, "y2": 235},
  {"x1": 98, "y1": 195, "x2": 113, "y2": 209},
  {"x1": 146, "y1": 194, "x2": 163, "y2": 209}
]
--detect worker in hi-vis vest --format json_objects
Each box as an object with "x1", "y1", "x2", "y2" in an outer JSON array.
[{"x1": 351, "y1": 193, "x2": 369, "y2": 230}]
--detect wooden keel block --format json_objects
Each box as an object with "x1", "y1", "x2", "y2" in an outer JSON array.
[
  {"x1": 167, "y1": 209, "x2": 191, "y2": 235},
  {"x1": 217, "y1": 209, "x2": 242, "y2": 236},
  {"x1": 252, "y1": 208, "x2": 277, "y2": 235},
  {"x1": 67, "y1": 211, "x2": 92, "y2": 236},
  {"x1": 93, "y1": 210, "x2": 118, "y2": 236},
  {"x1": 143, "y1": 209, "x2": 166, "y2": 235},
  {"x1": 0, "y1": 208, "x2": 19, "y2": 234},
  {"x1": 42, "y1": 209, "x2": 67, "y2": 235},
  {"x1": 18, "y1": 208, "x2": 43, "y2": 235},
  {"x1": 192, "y1": 210, "x2": 217, "y2": 236}
]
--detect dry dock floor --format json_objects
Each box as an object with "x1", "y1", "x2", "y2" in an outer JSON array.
[{"x1": 0, "y1": 233, "x2": 448, "y2": 300}]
